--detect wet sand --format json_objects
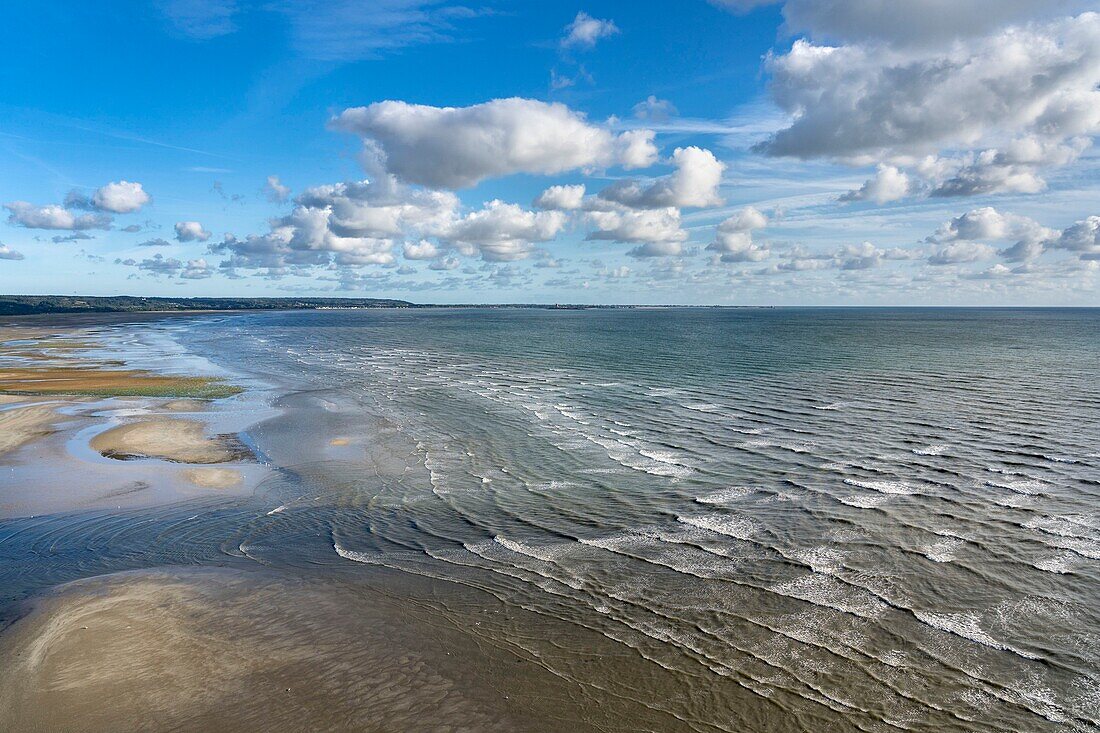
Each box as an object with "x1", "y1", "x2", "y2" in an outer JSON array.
[
  {"x1": 0, "y1": 401, "x2": 62, "y2": 457},
  {"x1": 90, "y1": 419, "x2": 254, "y2": 464},
  {"x1": 0, "y1": 317, "x2": 270, "y2": 516},
  {"x1": 0, "y1": 566, "x2": 675, "y2": 733}
]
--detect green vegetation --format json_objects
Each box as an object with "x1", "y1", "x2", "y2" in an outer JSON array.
[{"x1": 0, "y1": 295, "x2": 416, "y2": 315}]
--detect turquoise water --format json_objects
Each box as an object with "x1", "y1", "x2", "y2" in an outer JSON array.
[{"x1": 3, "y1": 308, "x2": 1099, "y2": 731}]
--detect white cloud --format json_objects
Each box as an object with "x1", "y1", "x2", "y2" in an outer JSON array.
[
  {"x1": 332, "y1": 98, "x2": 658, "y2": 189},
  {"x1": 4, "y1": 202, "x2": 111, "y2": 231},
  {"x1": 627, "y1": 241, "x2": 684, "y2": 258},
  {"x1": 265, "y1": 175, "x2": 291, "y2": 203},
  {"x1": 211, "y1": 175, "x2": 452, "y2": 272},
  {"x1": 561, "y1": 12, "x2": 619, "y2": 49},
  {"x1": 706, "y1": 207, "x2": 769, "y2": 262},
  {"x1": 632, "y1": 95, "x2": 678, "y2": 122},
  {"x1": 429, "y1": 256, "x2": 460, "y2": 271},
  {"x1": 534, "y1": 184, "x2": 586, "y2": 211},
  {"x1": 839, "y1": 164, "x2": 911, "y2": 204},
  {"x1": 402, "y1": 240, "x2": 440, "y2": 260},
  {"x1": 599, "y1": 146, "x2": 725, "y2": 209},
  {"x1": 835, "y1": 242, "x2": 883, "y2": 269},
  {"x1": 436, "y1": 200, "x2": 567, "y2": 262},
  {"x1": 181, "y1": 258, "x2": 214, "y2": 279},
  {"x1": 1051, "y1": 216, "x2": 1100, "y2": 255},
  {"x1": 92, "y1": 181, "x2": 150, "y2": 214},
  {"x1": 928, "y1": 207, "x2": 1053, "y2": 247},
  {"x1": 925, "y1": 208, "x2": 1100, "y2": 262},
  {"x1": 175, "y1": 220, "x2": 212, "y2": 242},
  {"x1": 585, "y1": 208, "x2": 688, "y2": 250},
  {"x1": 929, "y1": 138, "x2": 1090, "y2": 197},
  {"x1": 927, "y1": 241, "x2": 997, "y2": 265},
  {"x1": 780, "y1": 0, "x2": 1083, "y2": 45},
  {"x1": 758, "y1": 14, "x2": 1100, "y2": 164},
  {"x1": 0, "y1": 244, "x2": 24, "y2": 261}
]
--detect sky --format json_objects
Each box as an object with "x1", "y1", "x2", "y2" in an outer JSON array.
[{"x1": 0, "y1": 0, "x2": 1098, "y2": 305}]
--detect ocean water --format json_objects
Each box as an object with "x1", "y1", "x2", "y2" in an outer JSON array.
[{"x1": 3, "y1": 308, "x2": 1099, "y2": 731}]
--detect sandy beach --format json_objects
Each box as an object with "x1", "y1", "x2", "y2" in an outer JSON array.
[{"x1": 0, "y1": 316, "x2": 268, "y2": 516}]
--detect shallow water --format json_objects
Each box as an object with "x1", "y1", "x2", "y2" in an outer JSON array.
[{"x1": 3, "y1": 308, "x2": 1099, "y2": 731}]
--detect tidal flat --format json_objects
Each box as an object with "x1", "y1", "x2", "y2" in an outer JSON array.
[{"x1": 1, "y1": 308, "x2": 1098, "y2": 732}]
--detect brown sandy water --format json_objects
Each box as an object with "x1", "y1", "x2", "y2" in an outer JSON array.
[{"x1": 0, "y1": 567, "x2": 651, "y2": 732}]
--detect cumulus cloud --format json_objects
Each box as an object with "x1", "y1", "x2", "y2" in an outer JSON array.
[
  {"x1": 835, "y1": 242, "x2": 884, "y2": 269},
  {"x1": 0, "y1": 244, "x2": 24, "y2": 260},
  {"x1": 129, "y1": 253, "x2": 183, "y2": 276},
  {"x1": 210, "y1": 166, "x2": 574, "y2": 273},
  {"x1": 561, "y1": 11, "x2": 619, "y2": 49},
  {"x1": 839, "y1": 165, "x2": 911, "y2": 204},
  {"x1": 436, "y1": 200, "x2": 567, "y2": 262},
  {"x1": 332, "y1": 98, "x2": 658, "y2": 189},
  {"x1": 120, "y1": 253, "x2": 214, "y2": 279},
  {"x1": 780, "y1": 0, "x2": 1083, "y2": 45},
  {"x1": 91, "y1": 181, "x2": 151, "y2": 213},
  {"x1": 429, "y1": 256, "x2": 460, "y2": 271},
  {"x1": 175, "y1": 220, "x2": 212, "y2": 242},
  {"x1": 714, "y1": 1, "x2": 1086, "y2": 42},
  {"x1": 1051, "y1": 216, "x2": 1100, "y2": 256},
  {"x1": 4, "y1": 202, "x2": 111, "y2": 231},
  {"x1": 52, "y1": 233, "x2": 95, "y2": 243},
  {"x1": 924, "y1": 207, "x2": 1100, "y2": 263},
  {"x1": 706, "y1": 206, "x2": 769, "y2": 262},
  {"x1": 265, "y1": 175, "x2": 291, "y2": 203},
  {"x1": 210, "y1": 174, "x2": 450, "y2": 273},
  {"x1": 929, "y1": 138, "x2": 1090, "y2": 197},
  {"x1": 12, "y1": 180, "x2": 149, "y2": 231},
  {"x1": 927, "y1": 207, "x2": 1055, "y2": 262},
  {"x1": 181, "y1": 258, "x2": 214, "y2": 279},
  {"x1": 927, "y1": 241, "x2": 997, "y2": 265},
  {"x1": 759, "y1": 15, "x2": 1100, "y2": 162},
  {"x1": 599, "y1": 147, "x2": 725, "y2": 209},
  {"x1": 534, "y1": 184, "x2": 586, "y2": 211},
  {"x1": 138, "y1": 238, "x2": 173, "y2": 247},
  {"x1": 402, "y1": 240, "x2": 439, "y2": 260},
  {"x1": 585, "y1": 208, "x2": 687, "y2": 251}
]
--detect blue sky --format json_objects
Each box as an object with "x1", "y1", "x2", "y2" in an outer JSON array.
[{"x1": 1, "y1": 0, "x2": 1098, "y2": 304}]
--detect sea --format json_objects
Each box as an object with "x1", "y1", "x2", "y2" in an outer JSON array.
[{"x1": 2, "y1": 307, "x2": 1098, "y2": 731}]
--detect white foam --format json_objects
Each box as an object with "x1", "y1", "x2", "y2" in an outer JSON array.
[
  {"x1": 986, "y1": 478, "x2": 1046, "y2": 495},
  {"x1": 677, "y1": 513, "x2": 758, "y2": 541},
  {"x1": 1034, "y1": 550, "x2": 1078, "y2": 572},
  {"x1": 265, "y1": 505, "x2": 287, "y2": 516},
  {"x1": 682, "y1": 402, "x2": 721, "y2": 412},
  {"x1": 790, "y1": 545, "x2": 846, "y2": 574},
  {"x1": 492, "y1": 535, "x2": 572, "y2": 562},
  {"x1": 837, "y1": 494, "x2": 888, "y2": 509},
  {"x1": 913, "y1": 610, "x2": 1039, "y2": 660},
  {"x1": 770, "y1": 574, "x2": 885, "y2": 619},
  {"x1": 843, "y1": 478, "x2": 917, "y2": 495},
  {"x1": 921, "y1": 538, "x2": 963, "y2": 563},
  {"x1": 695, "y1": 486, "x2": 758, "y2": 504},
  {"x1": 912, "y1": 444, "x2": 948, "y2": 456},
  {"x1": 334, "y1": 541, "x2": 383, "y2": 565}
]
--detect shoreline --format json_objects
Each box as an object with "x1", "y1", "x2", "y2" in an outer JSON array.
[{"x1": 0, "y1": 314, "x2": 276, "y2": 517}]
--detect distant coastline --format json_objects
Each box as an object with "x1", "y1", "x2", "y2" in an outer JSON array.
[{"x1": 0, "y1": 295, "x2": 699, "y2": 316}]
